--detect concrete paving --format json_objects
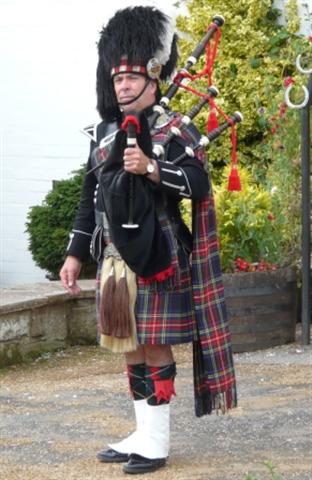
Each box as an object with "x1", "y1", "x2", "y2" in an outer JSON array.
[{"x1": 0, "y1": 335, "x2": 311, "y2": 480}]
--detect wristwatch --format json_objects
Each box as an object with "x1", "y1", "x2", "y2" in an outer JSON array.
[{"x1": 145, "y1": 160, "x2": 156, "y2": 175}]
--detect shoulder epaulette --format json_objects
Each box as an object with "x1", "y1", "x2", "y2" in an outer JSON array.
[{"x1": 80, "y1": 123, "x2": 100, "y2": 142}]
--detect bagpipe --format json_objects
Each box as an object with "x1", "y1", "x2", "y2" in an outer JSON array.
[{"x1": 93, "y1": 14, "x2": 243, "y2": 281}]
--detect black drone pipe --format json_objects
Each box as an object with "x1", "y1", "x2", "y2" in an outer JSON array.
[
  {"x1": 148, "y1": 15, "x2": 225, "y2": 128},
  {"x1": 172, "y1": 111, "x2": 243, "y2": 165}
]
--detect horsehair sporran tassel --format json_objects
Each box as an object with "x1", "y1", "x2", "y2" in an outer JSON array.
[
  {"x1": 100, "y1": 256, "x2": 138, "y2": 353},
  {"x1": 113, "y1": 264, "x2": 131, "y2": 338},
  {"x1": 99, "y1": 257, "x2": 116, "y2": 335}
]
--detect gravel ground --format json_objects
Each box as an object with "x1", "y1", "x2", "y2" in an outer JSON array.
[{"x1": 0, "y1": 336, "x2": 311, "y2": 480}]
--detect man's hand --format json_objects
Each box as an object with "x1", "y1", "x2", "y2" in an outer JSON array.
[
  {"x1": 60, "y1": 256, "x2": 82, "y2": 296},
  {"x1": 123, "y1": 145, "x2": 150, "y2": 175},
  {"x1": 123, "y1": 145, "x2": 159, "y2": 182}
]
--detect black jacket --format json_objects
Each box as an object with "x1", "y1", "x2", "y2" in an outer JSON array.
[{"x1": 66, "y1": 110, "x2": 210, "y2": 266}]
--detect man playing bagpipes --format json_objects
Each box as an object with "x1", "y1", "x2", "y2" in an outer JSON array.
[{"x1": 60, "y1": 6, "x2": 237, "y2": 475}]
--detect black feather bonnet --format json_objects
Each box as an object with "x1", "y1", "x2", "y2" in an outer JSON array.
[{"x1": 96, "y1": 6, "x2": 178, "y2": 121}]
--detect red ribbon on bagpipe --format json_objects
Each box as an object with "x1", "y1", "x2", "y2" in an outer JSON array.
[{"x1": 171, "y1": 19, "x2": 241, "y2": 191}]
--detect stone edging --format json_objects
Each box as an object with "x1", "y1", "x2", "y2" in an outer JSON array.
[
  {"x1": 0, "y1": 280, "x2": 96, "y2": 367},
  {"x1": 0, "y1": 280, "x2": 95, "y2": 314}
]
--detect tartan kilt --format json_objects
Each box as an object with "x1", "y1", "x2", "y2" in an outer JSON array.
[{"x1": 95, "y1": 218, "x2": 197, "y2": 345}]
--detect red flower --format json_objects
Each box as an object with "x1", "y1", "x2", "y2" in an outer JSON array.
[
  {"x1": 283, "y1": 76, "x2": 295, "y2": 87},
  {"x1": 267, "y1": 213, "x2": 275, "y2": 221},
  {"x1": 235, "y1": 257, "x2": 252, "y2": 271},
  {"x1": 234, "y1": 257, "x2": 279, "y2": 272},
  {"x1": 279, "y1": 102, "x2": 287, "y2": 118}
]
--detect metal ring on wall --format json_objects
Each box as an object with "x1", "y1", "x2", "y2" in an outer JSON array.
[
  {"x1": 285, "y1": 84, "x2": 310, "y2": 109},
  {"x1": 296, "y1": 54, "x2": 312, "y2": 75}
]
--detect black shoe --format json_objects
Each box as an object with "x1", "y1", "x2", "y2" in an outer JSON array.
[
  {"x1": 123, "y1": 453, "x2": 166, "y2": 474},
  {"x1": 97, "y1": 448, "x2": 129, "y2": 463}
]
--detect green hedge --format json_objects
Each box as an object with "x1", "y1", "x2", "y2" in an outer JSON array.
[
  {"x1": 26, "y1": 166, "x2": 96, "y2": 279},
  {"x1": 172, "y1": 0, "x2": 308, "y2": 178}
]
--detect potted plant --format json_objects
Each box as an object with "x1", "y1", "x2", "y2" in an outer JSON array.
[{"x1": 214, "y1": 167, "x2": 298, "y2": 351}]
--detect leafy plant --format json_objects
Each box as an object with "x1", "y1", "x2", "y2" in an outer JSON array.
[
  {"x1": 26, "y1": 166, "x2": 96, "y2": 279},
  {"x1": 214, "y1": 166, "x2": 283, "y2": 272},
  {"x1": 175, "y1": 0, "x2": 306, "y2": 272},
  {"x1": 244, "y1": 460, "x2": 285, "y2": 479},
  {"x1": 261, "y1": 87, "x2": 302, "y2": 269},
  {"x1": 170, "y1": 0, "x2": 309, "y2": 178}
]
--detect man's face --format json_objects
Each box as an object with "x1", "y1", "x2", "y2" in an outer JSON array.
[{"x1": 113, "y1": 73, "x2": 157, "y2": 112}]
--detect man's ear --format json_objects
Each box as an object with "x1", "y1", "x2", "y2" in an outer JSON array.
[{"x1": 150, "y1": 80, "x2": 158, "y2": 95}]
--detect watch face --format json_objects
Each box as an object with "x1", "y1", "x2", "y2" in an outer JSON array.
[{"x1": 147, "y1": 162, "x2": 155, "y2": 174}]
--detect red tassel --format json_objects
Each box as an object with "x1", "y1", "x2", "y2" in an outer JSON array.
[
  {"x1": 227, "y1": 165, "x2": 241, "y2": 191},
  {"x1": 227, "y1": 125, "x2": 241, "y2": 191},
  {"x1": 154, "y1": 379, "x2": 176, "y2": 404},
  {"x1": 207, "y1": 109, "x2": 219, "y2": 133}
]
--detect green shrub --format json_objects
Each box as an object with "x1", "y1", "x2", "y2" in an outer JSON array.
[
  {"x1": 214, "y1": 166, "x2": 282, "y2": 272},
  {"x1": 171, "y1": 0, "x2": 308, "y2": 178},
  {"x1": 26, "y1": 166, "x2": 96, "y2": 279},
  {"x1": 175, "y1": 0, "x2": 304, "y2": 272},
  {"x1": 261, "y1": 91, "x2": 302, "y2": 268}
]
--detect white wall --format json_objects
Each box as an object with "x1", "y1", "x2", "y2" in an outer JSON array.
[{"x1": 1, "y1": 1, "x2": 98, "y2": 286}]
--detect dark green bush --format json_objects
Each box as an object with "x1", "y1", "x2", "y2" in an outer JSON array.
[{"x1": 26, "y1": 166, "x2": 96, "y2": 279}]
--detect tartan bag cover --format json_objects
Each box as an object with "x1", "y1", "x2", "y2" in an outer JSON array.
[{"x1": 191, "y1": 194, "x2": 237, "y2": 416}]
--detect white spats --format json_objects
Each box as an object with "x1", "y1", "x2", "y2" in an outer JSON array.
[
  {"x1": 108, "y1": 399, "x2": 147, "y2": 454},
  {"x1": 109, "y1": 402, "x2": 170, "y2": 459},
  {"x1": 129, "y1": 403, "x2": 170, "y2": 459}
]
